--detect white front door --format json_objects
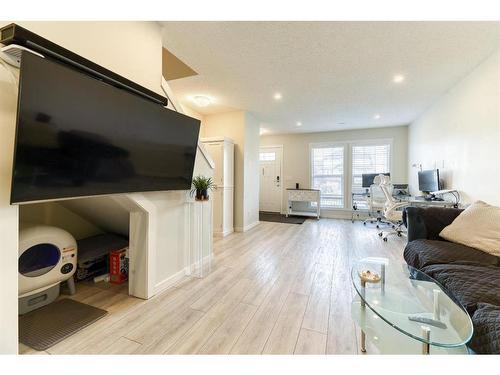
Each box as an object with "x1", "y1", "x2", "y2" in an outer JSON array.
[{"x1": 259, "y1": 146, "x2": 282, "y2": 213}]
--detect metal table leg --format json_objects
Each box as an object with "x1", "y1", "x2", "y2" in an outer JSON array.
[
  {"x1": 360, "y1": 279, "x2": 367, "y2": 353},
  {"x1": 422, "y1": 326, "x2": 431, "y2": 354}
]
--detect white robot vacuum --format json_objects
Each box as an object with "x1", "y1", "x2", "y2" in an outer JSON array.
[{"x1": 19, "y1": 224, "x2": 77, "y2": 314}]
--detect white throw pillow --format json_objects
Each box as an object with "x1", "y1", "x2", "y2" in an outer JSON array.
[{"x1": 440, "y1": 201, "x2": 500, "y2": 257}]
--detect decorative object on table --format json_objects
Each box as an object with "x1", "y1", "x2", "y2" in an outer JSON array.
[
  {"x1": 358, "y1": 269, "x2": 381, "y2": 283},
  {"x1": 191, "y1": 175, "x2": 216, "y2": 201}
]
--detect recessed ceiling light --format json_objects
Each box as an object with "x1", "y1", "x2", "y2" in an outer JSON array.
[
  {"x1": 273, "y1": 92, "x2": 282, "y2": 100},
  {"x1": 374, "y1": 114, "x2": 381, "y2": 120},
  {"x1": 393, "y1": 74, "x2": 405, "y2": 83},
  {"x1": 191, "y1": 95, "x2": 212, "y2": 107},
  {"x1": 296, "y1": 121, "x2": 302, "y2": 127}
]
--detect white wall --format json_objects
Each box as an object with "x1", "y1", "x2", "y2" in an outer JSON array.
[
  {"x1": 202, "y1": 110, "x2": 261, "y2": 231},
  {"x1": 243, "y1": 113, "x2": 260, "y2": 229},
  {"x1": 0, "y1": 55, "x2": 20, "y2": 354},
  {"x1": 260, "y1": 125, "x2": 409, "y2": 216},
  {"x1": 408, "y1": 49, "x2": 500, "y2": 205},
  {"x1": 0, "y1": 21, "x2": 209, "y2": 353},
  {"x1": 203, "y1": 111, "x2": 247, "y2": 229},
  {"x1": 19, "y1": 202, "x2": 104, "y2": 240}
]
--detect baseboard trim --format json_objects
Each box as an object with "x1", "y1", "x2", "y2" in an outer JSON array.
[
  {"x1": 213, "y1": 228, "x2": 234, "y2": 238},
  {"x1": 153, "y1": 268, "x2": 187, "y2": 296},
  {"x1": 153, "y1": 253, "x2": 215, "y2": 296},
  {"x1": 235, "y1": 221, "x2": 260, "y2": 232},
  {"x1": 319, "y1": 209, "x2": 368, "y2": 220}
]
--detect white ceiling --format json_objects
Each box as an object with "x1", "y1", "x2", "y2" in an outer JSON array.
[{"x1": 161, "y1": 22, "x2": 500, "y2": 134}]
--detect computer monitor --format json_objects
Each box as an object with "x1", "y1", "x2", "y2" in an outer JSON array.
[
  {"x1": 418, "y1": 169, "x2": 441, "y2": 193},
  {"x1": 361, "y1": 173, "x2": 390, "y2": 188}
]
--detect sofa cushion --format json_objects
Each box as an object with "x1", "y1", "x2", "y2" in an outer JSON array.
[
  {"x1": 404, "y1": 239, "x2": 500, "y2": 270},
  {"x1": 469, "y1": 303, "x2": 500, "y2": 354},
  {"x1": 404, "y1": 206, "x2": 464, "y2": 242},
  {"x1": 421, "y1": 263, "x2": 500, "y2": 316},
  {"x1": 440, "y1": 201, "x2": 500, "y2": 257}
]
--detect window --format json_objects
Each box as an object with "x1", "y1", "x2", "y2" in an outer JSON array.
[
  {"x1": 352, "y1": 143, "x2": 391, "y2": 208},
  {"x1": 259, "y1": 152, "x2": 276, "y2": 161},
  {"x1": 311, "y1": 145, "x2": 344, "y2": 208}
]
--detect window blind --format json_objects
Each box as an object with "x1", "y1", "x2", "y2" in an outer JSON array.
[
  {"x1": 311, "y1": 146, "x2": 344, "y2": 208},
  {"x1": 352, "y1": 144, "x2": 391, "y2": 207}
]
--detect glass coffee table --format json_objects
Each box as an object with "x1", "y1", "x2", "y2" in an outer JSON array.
[{"x1": 351, "y1": 257, "x2": 473, "y2": 354}]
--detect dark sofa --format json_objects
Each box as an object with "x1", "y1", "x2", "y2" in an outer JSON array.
[{"x1": 404, "y1": 206, "x2": 500, "y2": 354}]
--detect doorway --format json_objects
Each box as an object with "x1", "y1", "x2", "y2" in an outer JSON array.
[{"x1": 259, "y1": 146, "x2": 283, "y2": 213}]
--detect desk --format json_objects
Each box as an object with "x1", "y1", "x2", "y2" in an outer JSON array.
[
  {"x1": 398, "y1": 196, "x2": 459, "y2": 208},
  {"x1": 351, "y1": 191, "x2": 370, "y2": 222},
  {"x1": 351, "y1": 193, "x2": 459, "y2": 222}
]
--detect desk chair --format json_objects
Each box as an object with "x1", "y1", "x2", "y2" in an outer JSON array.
[
  {"x1": 363, "y1": 175, "x2": 393, "y2": 228},
  {"x1": 378, "y1": 175, "x2": 409, "y2": 241}
]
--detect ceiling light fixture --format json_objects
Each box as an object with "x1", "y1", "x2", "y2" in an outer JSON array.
[
  {"x1": 373, "y1": 114, "x2": 381, "y2": 120},
  {"x1": 273, "y1": 92, "x2": 282, "y2": 100},
  {"x1": 259, "y1": 128, "x2": 269, "y2": 135},
  {"x1": 191, "y1": 95, "x2": 212, "y2": 107},
  {"x1": 296, "y1": 121, "x2": 302, "y2": 127},
  {"x1": 393, "y1": 74, "x2": 405, "y2": 83}
]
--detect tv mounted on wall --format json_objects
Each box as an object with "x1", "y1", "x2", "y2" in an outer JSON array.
[{"x1": 10, "y1": 52, "x2": 200, "y2": 204}]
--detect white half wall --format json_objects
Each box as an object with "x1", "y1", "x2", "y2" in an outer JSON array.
[{"x1": 408, "y1": 48, "x2": 500, "y2": 205}]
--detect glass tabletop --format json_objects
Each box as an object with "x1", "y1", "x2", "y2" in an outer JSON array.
[{"x1": 351, "y1": 257, "x2": 473, "y2": 348}]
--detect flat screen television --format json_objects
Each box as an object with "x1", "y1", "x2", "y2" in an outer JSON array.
[{"x1": 11, "y1": 52, "x2": 200, "y2": 204}]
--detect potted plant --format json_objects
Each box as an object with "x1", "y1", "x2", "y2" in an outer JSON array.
[{"x1": 191, "y1": 175, "x2": 216, "y2": 201}]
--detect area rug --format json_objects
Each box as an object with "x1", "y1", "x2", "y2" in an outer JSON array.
[{"x1": 259, "y1": 211, "x2": 307, "y2": 224}]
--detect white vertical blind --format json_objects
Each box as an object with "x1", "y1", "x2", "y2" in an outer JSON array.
[
  {"x1": 352, "y1": 143, "x2": 391, "y2": 206},
  {"x1": 311, "y1": 146, "x2": 345, "y2": 208}
]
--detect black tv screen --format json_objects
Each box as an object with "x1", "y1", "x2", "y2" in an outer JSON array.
[
  {"x1": 11, "y1": 52, "x2": 200, "y2": 204},
  {"x1": 418, "y1": 169, "x2": 441, "y2": 193}
]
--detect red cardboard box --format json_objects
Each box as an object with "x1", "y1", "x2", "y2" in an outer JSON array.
[{"x1": 110, "y1": 247, "x2": 128, "y2": 284}]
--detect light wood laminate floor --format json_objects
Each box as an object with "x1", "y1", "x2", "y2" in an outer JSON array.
[{"x1": 19, "y1": 219, "x2": 405, "y2": 355}]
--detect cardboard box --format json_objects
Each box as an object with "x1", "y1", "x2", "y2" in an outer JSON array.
[{"x1": 109, "y1": 247, "x2": 129, "y2": 284}]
